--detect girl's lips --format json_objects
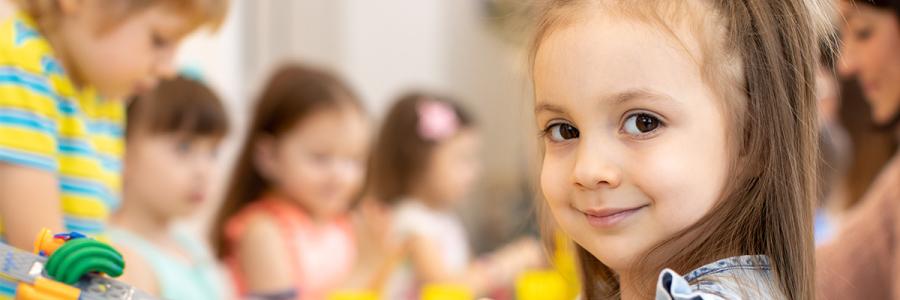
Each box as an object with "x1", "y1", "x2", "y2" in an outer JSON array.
[{"x1": 582, "y1": 205, "x2": 648, "y2": 228}]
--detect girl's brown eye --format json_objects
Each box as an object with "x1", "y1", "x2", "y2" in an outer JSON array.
[
  {"x1": 546, "y1": 123, "x2": 580, "y2": 142},
  {"x1": 623, "y1": 113, "x2": 661, "y2": 135}
]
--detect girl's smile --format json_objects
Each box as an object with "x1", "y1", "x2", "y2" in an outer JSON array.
[{"x1": 581, "y1": 204, "x2": 650, "y2": 228}]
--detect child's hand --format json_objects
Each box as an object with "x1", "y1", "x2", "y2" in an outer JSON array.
[
  {"x1": 45, "y1": 237, "x2": 125, "y2": 284},
  {"x1": 486, "y1": 237, "x2": 544, "y2": 281},
  {"x1": 355, "y1": 196, "x2": 395, "y2": 252},
  {"x1": 348, "y1": 197, "x2": 404, "y2": 291}
]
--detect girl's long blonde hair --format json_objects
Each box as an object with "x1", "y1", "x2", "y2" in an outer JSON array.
[{"x1": 531, "y1": 1, "x2": 834, "y2": 299}]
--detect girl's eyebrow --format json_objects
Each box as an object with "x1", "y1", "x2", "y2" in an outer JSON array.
[
  {"x1": 534, "y1": 88, "x2": 678, "y2": 114},
  {"x1": 534, "y1": 102, "x2": 567, "y2": 115},
  {"x1": 609, "y1": 88, "x2": 677, "y2": 106}
]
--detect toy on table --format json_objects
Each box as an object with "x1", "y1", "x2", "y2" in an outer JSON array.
[
  {"x1": 0, "y1": 228, "x2": 157, "y2": 300},
  {"x1": 511, "y1": 231, "x2": 581, "y2": 300},
  {"x1": 327, "y1": 290, "x2": 378, "y2": 300},
  {"x1": 551, "y1": 231, "x2": 581, "y2": 299},
  {"x1": 515, "y1": 270, "x2": 568, "y2": 300},
  {"x1": 421, "y1": 283, "x2": 472, "y2": 300}
]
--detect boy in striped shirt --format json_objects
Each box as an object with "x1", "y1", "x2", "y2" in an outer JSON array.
[{"x1": 0, "y1": 0, "x2": 226, "y2": 297}]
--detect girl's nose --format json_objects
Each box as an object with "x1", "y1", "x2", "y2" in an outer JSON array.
[{"x1": 572, "y1": 143, "x2": 621, "y2": 190}]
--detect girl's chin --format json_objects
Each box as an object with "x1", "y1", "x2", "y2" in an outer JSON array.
[{"x1": 578, "y1": 232, "x2": 661, "y2": 267}]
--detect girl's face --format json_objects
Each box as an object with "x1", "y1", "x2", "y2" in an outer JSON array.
[
  {"x1": 124, "y1": 132, "x2": 220, "y2": 219},
  {"x1": 418, "y1": 129, "x2": 482, "y2": 208},
  {"x1": 533, "y1": 15, "x2": 732, "y2": 271},
  {"x1": 256, "y1": 107, "x2": 370, "y2": 220},
  {"x1": 56, "y1": 1, "x2": 194, "y2": 99},
  {"x1": 838, "y1": 2, "x2": 900, "y2": 124}
]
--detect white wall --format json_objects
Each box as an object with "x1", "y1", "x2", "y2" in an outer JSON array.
[
  {"x1": 241, "y1": 0, "x2": 453, "y2": 115},
  {"x1": 337, "y1": 0, "x2": 450, "y2": 115}
]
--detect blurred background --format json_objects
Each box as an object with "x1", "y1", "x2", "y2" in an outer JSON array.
[
  {"x1": 174, "y1": 0, "x2": 900, "y2": 261},
  {"x1": 176, "y1": 0, "x2": 541, "y2": 255}
]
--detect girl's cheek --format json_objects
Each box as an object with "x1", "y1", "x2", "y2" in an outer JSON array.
[
  {"x1": 638, "y1": 132, "x2": 728, "y2": 226},
  {"x1": 541, "y1": 158, "x2": 570, "y2": 202}
]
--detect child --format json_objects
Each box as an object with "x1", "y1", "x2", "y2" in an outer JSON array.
[
  {"x1": 211, "y1": 64, "x2": 371, "y2": 300},
  {"x1": 529, "y1": 0, "x2": 831, "y2": 299},
  {"x1": 0, "y1": 0, "x2": 225, "y2": 297},
  {"x1": 367, "y1": 93, "x2": 541, "y2": 299},
  {"x1": 110, "y1": 76, "x2": 230, "y2": 299}
]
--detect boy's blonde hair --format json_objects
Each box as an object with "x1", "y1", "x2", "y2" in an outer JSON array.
[{"x1": 15, "y1": 0, "x2": 228, "y2": 31}]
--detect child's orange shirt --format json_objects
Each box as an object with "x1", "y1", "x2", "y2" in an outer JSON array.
[{"x1": 224, "y1": 196, "x2": 356, "y2": 299}]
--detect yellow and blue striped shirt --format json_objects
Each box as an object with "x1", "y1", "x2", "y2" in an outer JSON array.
[{"x1": 0, "y1": 12, "x2": 123, "y2": 297}]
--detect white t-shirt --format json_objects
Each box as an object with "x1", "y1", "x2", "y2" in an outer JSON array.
[{"x1": 384, "y1": 200, "x2": 471, "y2": 299}]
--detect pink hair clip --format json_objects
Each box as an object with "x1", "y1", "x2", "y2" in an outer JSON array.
[{"x1": 417, "y1": 100, "x2": 459, "y2": 142}]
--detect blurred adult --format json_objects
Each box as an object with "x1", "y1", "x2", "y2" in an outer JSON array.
[{"x1": 816, "y1": 0, "x2": 900, "y2": 298}]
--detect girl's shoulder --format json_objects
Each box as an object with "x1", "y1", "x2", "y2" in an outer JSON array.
[
  {"x1": 226, "y1": 197, "x2": 304, "y2": 236},
  {"x1": 656, "y1": 255, "x2": 784, "y2": 300},
  {"x1": 0, "y1": 10, "x2": 57, "y2": 76}
]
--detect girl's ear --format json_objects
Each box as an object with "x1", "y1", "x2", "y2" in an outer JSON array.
[
  {"x1": 252, "y1": 134, "x2": 279, "y2": 185},
  {"x1": 56, "y1": 0, "x2": 84, "y2": 15}
]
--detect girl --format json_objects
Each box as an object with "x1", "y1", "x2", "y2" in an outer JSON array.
[
  {"x1": 367, "y1": 93, "x2": 541, "y2": 299},
  {"x1": 211, "y1": 64, "x2": 371, "y2": 300},
  {"x1": 530, "y1": 0, "x2": 831, "y2": 299},
  {"x1": 816, "y1": 0, "x2": 900, "y2": 298},
  {"x1": 111, "y1": 76, "x2": 231, "y2": 299}
]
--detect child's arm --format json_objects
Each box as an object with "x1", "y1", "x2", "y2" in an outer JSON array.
[
  {"x1": 408, "y1": 235, "x2": 458, "y2": 283},
  {"x1": 476, "y1": 237, "x2": 544, "y2": 283},
  {"x1": 407, "y1": 235, "x2": 493, "y2": 294},
  {"x1": 408, "y1": 235, "x2": 543, "y2": 295},
  {"x1": 0, "y1": 57, "x2": 66, "y2": 249},
  {"x1": 0, "y1": 163, "x2": 64, "y2": 248},
  {"x1": 237, "y1": 214, "x2": 296, "y2": 295},
  {"x1": 342, "y1": 197, "x2": 407, "y2": 291}
]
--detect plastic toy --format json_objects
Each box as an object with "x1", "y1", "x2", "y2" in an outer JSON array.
[
  {"x1": 420, "y1": 283, "x2": 472, "y2": 300},
  {"x1": 552, "y1": 231, "x2": 581, "y2": 299},
  {"x1": 327, "y1": 290, "x2": 378, "y2": 300},
  {"x1": 515, "y1": 270, "x2": 567, "y2": 300},
  {"x1": 0, "y1": 228, "x2": 158, "y2": 300}
]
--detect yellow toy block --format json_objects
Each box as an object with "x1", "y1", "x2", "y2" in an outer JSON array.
[
  {"x1": 515, "y1": 270, "x2": 568, "y2": 300},
  {"x1": 421, "y1": 283, "x2": 472, "y2": 300},
  {"x1": 327, "y1": 290, "x2": 379, "y2": 300}
]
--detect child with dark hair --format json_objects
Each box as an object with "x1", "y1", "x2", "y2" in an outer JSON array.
[
  {"x1": 368, "y1": 92, "x2": 541, "y2": 299},
  {"x1": 212, "y1": 64, "x2": 371, "y2": 300},
  {"x1": 111, "y1": 76, "x2": 231, "y2": 299}
]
